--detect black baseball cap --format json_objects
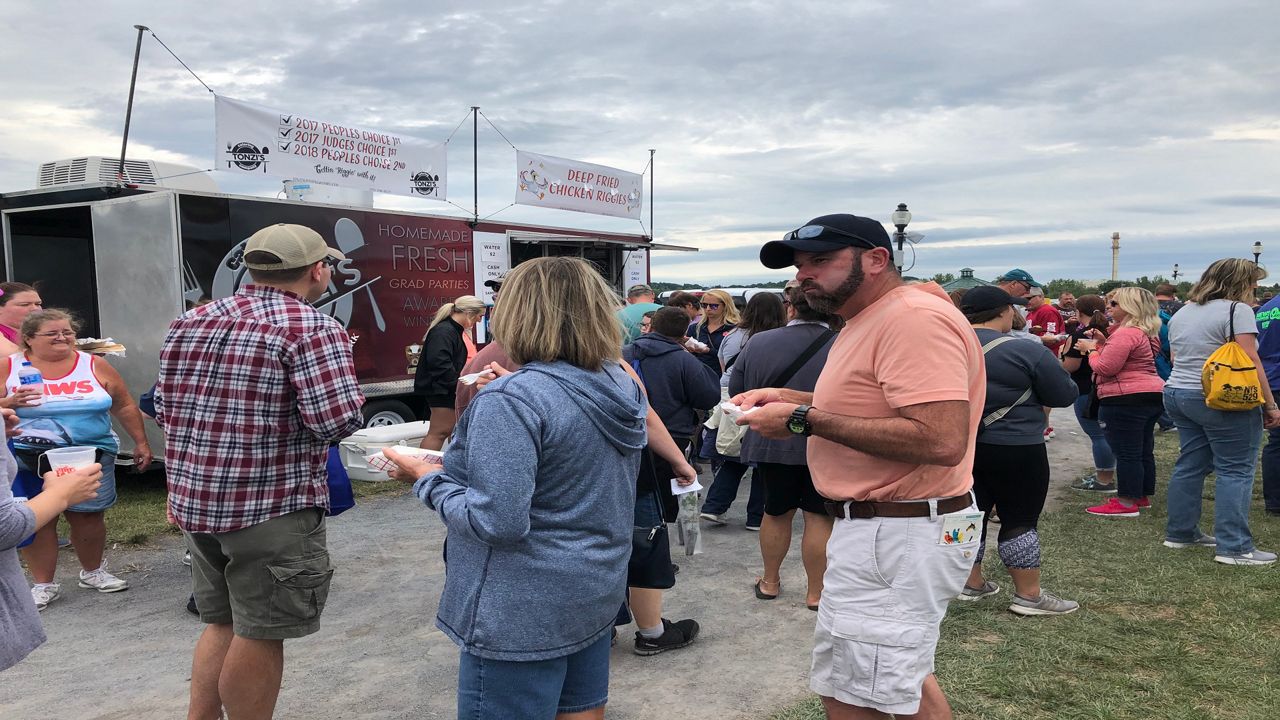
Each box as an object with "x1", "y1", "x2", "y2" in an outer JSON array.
[
  {"x1": 759, "y1": 214, "x2": 893, "y2": 269},
  {"x1": 483, "y1": 269, "x2": 511, "y2": 290},
  {"x1": 961, "y1": 286, "x2": 1028, "y2": 314}
]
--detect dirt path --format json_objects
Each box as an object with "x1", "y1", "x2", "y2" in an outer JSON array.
[{"x1": 1, "y1": 408, "x2": 1093, "y2": 719}]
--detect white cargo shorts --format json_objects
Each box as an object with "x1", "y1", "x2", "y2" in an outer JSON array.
[{"x1": 810, "y1": 504, "x2": 978, "y2": 715}]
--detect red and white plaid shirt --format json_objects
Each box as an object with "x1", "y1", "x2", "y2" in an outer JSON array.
[{"x1": 155, "y1": 285, "x2": 365, "y2": 533}]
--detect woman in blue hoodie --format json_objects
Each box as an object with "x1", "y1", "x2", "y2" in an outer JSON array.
[{"x1": 388, "y1": 256, "x2": 647, "y2": 720}]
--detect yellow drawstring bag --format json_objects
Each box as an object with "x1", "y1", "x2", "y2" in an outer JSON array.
[{"x1": 1203, "y1": 302, "x2": 1264, "y2": 411}]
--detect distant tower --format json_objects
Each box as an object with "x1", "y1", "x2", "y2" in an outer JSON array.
[{"x1": 1111, "y1": 232, "x2": 1121, "y2": 281}]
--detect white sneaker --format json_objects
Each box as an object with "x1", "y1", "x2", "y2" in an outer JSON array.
[
  {"x1": 182, "y1": 551, "x2": 192, "y2": 567},
  {"x1": 78, "y1": 564, "x2": 129, "y2": 593},
  {"x1": 1214, "y1": 549, "x2": 1278, "y2": 566},
  {"x1": 31, "y1": 583, "x2": 61, "y2": 611},
  {"x1": 699, "y1": 512, "x2": 727, "y2": 526}
]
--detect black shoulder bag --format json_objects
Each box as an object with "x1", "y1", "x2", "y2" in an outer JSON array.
[
  {"x1": 769, "y1": 329, "x2": 836, "y2": 389},
  {"x1": 627, "y1": 452, "x2": 676, "y2": 589}
]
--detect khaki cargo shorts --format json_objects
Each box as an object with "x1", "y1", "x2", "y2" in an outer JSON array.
[
  {"x1": 810, "y1": 504, "x2": 977, "y2": 715},
  {"x1": 185, "y1": 508, "x2": 334, "y2": 640}
]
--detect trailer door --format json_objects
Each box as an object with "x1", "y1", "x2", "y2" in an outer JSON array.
[{"x1": 89, "y1": 192, "x2": 183, "y2": 459}]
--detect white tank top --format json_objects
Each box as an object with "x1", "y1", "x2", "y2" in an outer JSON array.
[{"x1": 7, "y1": 352, "x2": 117, "y2": 451}]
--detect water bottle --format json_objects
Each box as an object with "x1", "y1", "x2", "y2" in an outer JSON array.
[{"x1": 17, "y1": 361, "x2": 44, "y2": 406}]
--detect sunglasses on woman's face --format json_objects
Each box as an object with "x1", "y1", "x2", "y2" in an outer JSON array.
[
  {"x1": 1109, "y1": 300, "x2": 1119, "y2": 307},
  {"x1": 700, "y1": 302, "x2": 722, "y2": 309}
]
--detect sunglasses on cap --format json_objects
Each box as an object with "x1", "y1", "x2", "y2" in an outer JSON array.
[{"x1": 783, "y1": 224, "x2": 879, "y2": 250}]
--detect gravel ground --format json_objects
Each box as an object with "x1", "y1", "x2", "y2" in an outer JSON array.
[{"x1": 1, "y1": 408, "x2": 1092, "y2": 719}]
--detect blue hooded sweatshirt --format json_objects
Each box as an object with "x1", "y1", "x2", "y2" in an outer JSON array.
[
  {"x1": 415, "y1": 360, "x2": 647, "y2": 661},
  {"x1": 622, "y1": 333, "x2": 721, "y2": 438}
]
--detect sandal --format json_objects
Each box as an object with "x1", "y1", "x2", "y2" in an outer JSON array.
[{"x1": 754, "y1": 577, "x2": 780, "y2": 600}]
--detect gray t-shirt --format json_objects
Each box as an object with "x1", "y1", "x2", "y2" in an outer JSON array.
[
  {"x1": 1167, "y1": 300, "x2": 1258, "y2": 390},
  {"x1": 1, "y1": 448, "x2": 44, "y2": 671},
  {"x1": 717, "y1": 328, "x2": 750, "y2": 387}
]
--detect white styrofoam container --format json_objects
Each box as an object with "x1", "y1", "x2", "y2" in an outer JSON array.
[{"x1": 339, "y1": 421, "x2": 431, "y2": 482}]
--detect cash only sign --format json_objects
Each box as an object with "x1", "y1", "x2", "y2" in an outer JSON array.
[{"x1": 214, "y1": 96, "x2": 448, "y2": 200}]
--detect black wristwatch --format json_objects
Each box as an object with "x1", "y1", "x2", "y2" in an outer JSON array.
[{"x1": 787, "y1": 405, "x2": 813, "y2": 436}]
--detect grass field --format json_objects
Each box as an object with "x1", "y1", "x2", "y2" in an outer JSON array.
[{"x1": 772, "y1": 433, "x2": 1280, "y2": 720}]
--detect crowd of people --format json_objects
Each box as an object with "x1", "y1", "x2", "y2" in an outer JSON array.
[{"x1": 2, "y1": 214, "x2": 1278, "y2": 720}]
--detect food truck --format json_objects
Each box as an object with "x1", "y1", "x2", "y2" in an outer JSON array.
[{"x1": 0, "y1": 158, "x2": 664, "y2": 461}]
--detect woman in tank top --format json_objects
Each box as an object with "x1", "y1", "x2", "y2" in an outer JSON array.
[{"x1": 0, "y1": 309, "x2": 152, "y2": 611}]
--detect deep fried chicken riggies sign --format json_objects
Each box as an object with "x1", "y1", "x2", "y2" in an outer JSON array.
[{"x1": 515, "y1": 150, "x2": 643, "y2": 220}]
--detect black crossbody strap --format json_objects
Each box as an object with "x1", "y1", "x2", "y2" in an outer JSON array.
[{"x1": 771, "y1": 329, "x2": 836, "y2": 389}]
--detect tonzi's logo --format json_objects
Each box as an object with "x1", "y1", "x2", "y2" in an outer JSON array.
[
  {"x1": 410, "y1": 171, "x2": 441, "y2": 197},
  {"x1": 226, "y1": 142, "x2": 269, "y2": 172}
]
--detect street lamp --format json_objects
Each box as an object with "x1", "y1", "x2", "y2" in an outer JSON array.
[
  {"x1": 891, "y1": 203, "x2": 911, "y2": 272},
  {"x1": 1172, "y1": 263, "x2": 1180, "y2": 282},
  {"x1": 1254, "y1": 241, "x2": 1264, "y2": 266}
]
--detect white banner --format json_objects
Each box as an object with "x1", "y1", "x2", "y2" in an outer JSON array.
[
  {"x1": 515, "y1": 150, "x2": 642, "y2": 220},
  {"x1": 215, "y1": 95, "x2": 447, "y2": 200}
]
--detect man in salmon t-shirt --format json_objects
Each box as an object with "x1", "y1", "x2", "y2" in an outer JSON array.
[{"x1": 735, "y1": 213, "x2": 986, "y2": 719}]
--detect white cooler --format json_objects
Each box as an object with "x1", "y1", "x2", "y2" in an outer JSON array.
[{"x1": 339, "y1": 421, "x2": 431, "y2": 482}]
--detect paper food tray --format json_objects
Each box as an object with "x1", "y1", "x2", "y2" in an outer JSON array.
[{"x1": 363, "y1": 447, "x2": 443, "y2": 472}]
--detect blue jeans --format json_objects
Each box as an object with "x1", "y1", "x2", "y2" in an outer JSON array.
[
  {"x1": 1260, "y1": 427, "x2": 1280, "y2": 513},
  {"x1": 1074, "y1": 393, "x2": 1116, "y2": 472},
  {"x1": 1163, "y1": 387, "x2": 1264, "y2": 554},
  {"x1": 1098, "y1": 401, "x2": 1162, "y2": 499},
  {"x1": 700, "y1": 459, "x2": 764, "y2": 525},
  {"x1": 457, "y1": 632, "x2": 611, "y2": 718}
]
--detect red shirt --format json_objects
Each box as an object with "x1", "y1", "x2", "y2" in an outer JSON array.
[
  {"x1": 1027, "y1": 304, "x2": 1066, "y2": 353},
  {"x1": 155, "y1": 285, "x2": 365, "y2": 533}
]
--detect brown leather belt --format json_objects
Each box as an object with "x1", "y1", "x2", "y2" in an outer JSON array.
[{"x1": 824, "y1": 494, "x2": 973, "y2": 520}]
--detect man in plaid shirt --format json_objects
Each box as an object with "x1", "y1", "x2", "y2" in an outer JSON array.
[{"x1": 155, "y1": 223, "x2": 364, "y2": 720}]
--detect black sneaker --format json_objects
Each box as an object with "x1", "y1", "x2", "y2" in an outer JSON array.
[
  {"x1": 186, "y1": 594, "x2": 199, "y2": 616},
  {"x1": 633, "y1": 618, "x2": 700, "y2": 656}
]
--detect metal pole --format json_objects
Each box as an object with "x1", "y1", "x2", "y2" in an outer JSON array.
[
  {"x1": 471, "y1": 106, "x2": 479, "y2": 225},
  {"x1": 117, "y1": 25, "x2": 149, "y2": 185},
  {"x1": 649, "y1": 148, "x2": 655, "y2": 241}
]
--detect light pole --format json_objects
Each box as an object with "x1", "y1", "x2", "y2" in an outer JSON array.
[
  {"x1": 891, "y1": 203, "x2": 911, "y2": 272},
  {"x1": 1172, "y1": 263, "x2": 1180, "y2": 282},
  {"x1": 1254, "y1": 241, "x2": 1264, "y2": 266}
]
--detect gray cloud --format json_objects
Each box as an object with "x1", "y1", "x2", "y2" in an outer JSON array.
[{"x1": 2, "y1": 1, "x2": 1279, "y2": 286}]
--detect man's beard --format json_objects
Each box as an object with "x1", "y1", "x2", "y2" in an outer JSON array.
[{"x1": 803, "y1": 258, "x2": 864, "y2": 314}]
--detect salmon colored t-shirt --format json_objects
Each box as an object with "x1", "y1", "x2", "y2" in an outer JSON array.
[{"x1": 807, "y1": 282, "x2": 986, "y2": 502}]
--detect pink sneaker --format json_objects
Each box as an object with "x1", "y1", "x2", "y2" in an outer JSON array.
[
  {"x1": 1135, "y1": 497, "x2": 1152, "y2": 508},
  {"x1": 1086, "y1": 497, "x2": 1140, "y2": 517}
]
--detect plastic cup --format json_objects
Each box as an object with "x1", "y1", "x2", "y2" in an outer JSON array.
[{"x1": 45, "y1": 446, "x2": 97, "y2": 477}]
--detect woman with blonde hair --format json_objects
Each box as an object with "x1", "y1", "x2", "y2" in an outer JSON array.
[
  {"x1": 688, "y1": 288, "x2": 740, "y2": 374},
  {"x1": 416, "y1": 295, "x2": 486, "y2": 450},
  {"x1": 385, "y1": 257, "x2": 648, "y2": 719},
  {"x1": 1074, "y1": 287, "x2": 1165, "y2": 517},
  {"x1": 1164, "y1": 259, "x2": 1279, "y2": 565}
]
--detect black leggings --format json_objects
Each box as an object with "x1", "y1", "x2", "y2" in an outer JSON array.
[{"x1": 972, "y1": 441, "x2": 1050, "y2": 545}]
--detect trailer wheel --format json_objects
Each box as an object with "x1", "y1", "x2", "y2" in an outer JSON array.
[{"x1": 362, "y1": 400, "x2": 416, "y2": 428}]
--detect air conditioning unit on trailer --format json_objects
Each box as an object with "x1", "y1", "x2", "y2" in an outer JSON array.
[{"x1": 36, "y1": 156, "x2": 219, "y2": 193}]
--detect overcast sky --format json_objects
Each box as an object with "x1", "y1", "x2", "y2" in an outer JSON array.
[{"x1": 2, "y1": 1, "x2": 1278, "y2": 287}]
